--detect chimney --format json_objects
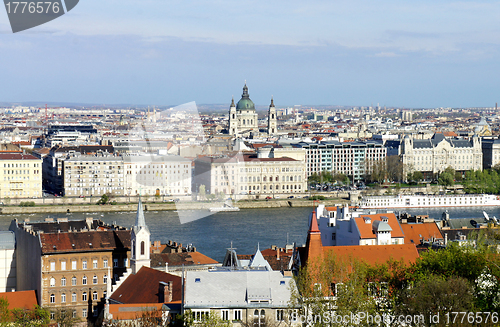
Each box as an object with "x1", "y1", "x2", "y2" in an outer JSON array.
[
  {"x1": 277, "y1": 247, "x2": 280, "y2": 261},
  {"x1": 159, "y1": 281, "x2": 173, "y2": 303}
]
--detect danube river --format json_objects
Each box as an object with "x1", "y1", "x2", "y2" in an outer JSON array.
[{"x1": 0, "y1": 206, "x2": 498, "y2": 262}]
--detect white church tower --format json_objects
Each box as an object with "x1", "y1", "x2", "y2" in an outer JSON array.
[
  {"x1": 268, "y1": 97, "x2": 277, "y2": 136},
  {"x1": 229, "y1": 97, "x2": 238, "y2": 136},
  {"x1": 131, "y1": 198, "x2": 150, "y2": 274}
]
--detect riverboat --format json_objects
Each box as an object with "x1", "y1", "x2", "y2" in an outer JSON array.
[{"x1": 360, "y1": 194, "x2": 500, "y2": 209}]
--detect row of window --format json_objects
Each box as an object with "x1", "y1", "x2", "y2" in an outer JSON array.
[
  {"x1": 192, "y1": 309, "x2": 293, "y2": 323},
  {"x1": 49, "y1": 290, "x2": 103, "y2": 304},
  {"x1": 3, "y1": 163, "x2": 40, "y2": 168},
  {"x1": 49, "y1": 258, "x2": 126, "y2": 271},
  {"x1": 49, "y1": 275, "x2": 108, "y2": 287}
]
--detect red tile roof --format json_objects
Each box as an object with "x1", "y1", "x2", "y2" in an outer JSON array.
[
  {"x1": 40, "y1": 230, "x2": 130, "y2": 254},
  {"x1": 108, "y1": 303, "x2": 165, "y2": 321},
  {"x1": 151, "y1": 251, "x2": 218, "y2": 267},
  {"x1": 110, "y1": 267, "x2": 182, "y2": 304},
  {"x1": 324, "y1": 244, "x2": 420, "y2": 266},
  {"x1": 0, "y1": 153, "x2": 38, "y2": 160},
  {"x1": 0, "y1": 290, "x2": 38, "y2": 311},
  {"x1": 353, "y1": 213, "x2": 404, "y2": 239},
  {"x1": 400, "y1": 222, "x2": 443, "y2": 245}
]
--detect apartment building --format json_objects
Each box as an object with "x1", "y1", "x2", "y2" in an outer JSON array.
[
  {"x1": 194, "y1": 151, "x2": 307, "y2": 196},
  {"x1": 293, "y1": 140, "x2": 386, "y2": 180},
  {"x1": 0, "y1": 153, "x2": 42, "y2": 198},
  {"x1": 9, "y1": 217, "x2": 131, "y2": 323},
  {"x1": 63, "y1": 156, "x2": 125, "y2": 196},
  {"x1": 123, "y1": 155, "x2": 191, "y2": 197}
]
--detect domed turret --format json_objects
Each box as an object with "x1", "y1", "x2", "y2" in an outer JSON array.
[{"x1": 236, "y1": 83, "x2": 255, "y2": 110}]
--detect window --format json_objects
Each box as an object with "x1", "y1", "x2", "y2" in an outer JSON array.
[
  {"x1": 93, "y1": 291, "x2": 98, "y2": 301},
  {"x1": 82, "y1": 260, "x2": 87, "y2": 269},
  {"x1": 72, "y1": 310, "x2": 77, "y2": 318},
  {"x1": 61, "y1": 277, "x2": 66, "y2": 286},
  {"x1": 82, "y1": 276, "x2": 87, "y2": 285},
  {"x1": 61, "y1": 261, "x2": 66, "y2": 271},
  {"x1": 72, "y1": 260, "x2": 77, "y2": 270},
  {"x1": 61, "y1": 293, "x2": 66, "y2": 303},
  {"x1": 93, "y1": 275, "x2": 98, "y2": 284},
  {"x1": 82, "y1": 309, "x2": 87, "y2": 318},
  {"x1": 141, "y1": 241, "x2": 145, "y2": 255},
  {"x1": 72, "y1": 293, "x2": 77, "y2": 302},
  {"x1": 50, "y1": 277, "x2": 56, "y2": 287},
  {"x1": 82, "y1": 292, "x2": 87, "y2": 301},
  {"x1": 233, "y1": 309, "x2": 242, "y2": 321},
  {"x1": 103, "y1": 275, "x2": 108, "y2": 284},
  {"x1": 50, "y1": 262, "x2": 55, "y2": 271},
  {"x1": 72, "y1": 276, "x2": 77, "y2": 286},
  {"x1": 113, "y1": 259, "x2": 118, "y2": 267},
  {"x1": 93, "y1": 259, "x2": 98, "y2": 269},
  {"x1": 50, "y1": 294, "x2": 55, "y2": 303},
  {"x1": 103, "y1": 259, "x2": 108, "y2": 268},
  {"x1": 221, "y1": 310, "x2": 229, "y2": 321},
  {"x1": 123, "y1": 258, "x2": 128, "y2": 267},
  {"x1": 276, "y1": 309, "x2": 285, "y2": 321},
  {"x1": 192, "y1": 310, "x2": 209, "y2": 322},
  {"x1": 50, "y1": 312, "x2": 55, "y2": 320}
]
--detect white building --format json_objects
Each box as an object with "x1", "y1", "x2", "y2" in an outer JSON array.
[
  {"x1": 315, "y1": 205, "x2": 405, "y2": 246},
  {"x1": 0, "y1": 231, "x2": 16, "y2": 292},
  {"x1": 401, "y1": 133, "x2": 482, "y2": 178},
  {"x1": 193, "y1": 150, "x2": 307, "y2": 197}
]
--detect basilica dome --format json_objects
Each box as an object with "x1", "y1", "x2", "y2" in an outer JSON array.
[{"x1": 236, "y1": 84, "x2": 255, "y2": 110}]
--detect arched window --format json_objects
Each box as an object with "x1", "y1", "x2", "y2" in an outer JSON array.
[
  {"x1": 50, "y1": 294, "x2": 55, "y2": 303},
  {"x1": 263, "y1": 176, "x2": 267, "y2": 182},
  {"x1": 82, "y1": 276, "x2": 87, "y2": 285},
  {"x1": 50, "y1": 277, "x2": 55, "y2": 287},
  {"x1": 71, "y1": 276, "x2": 77, "y2": 286},
  {"x1": 61, "y1": 293, "x2": 66, "y2": 303},
  {"x1": 93, "y1": 275, "x2": 98, "y2": 284},
  {"x1": 82, "y1": 292, "x2": 87, "y2": 301},
  {"x1": 269, "y1": 176, "x2": 273, "y2": 182},
  {"x1": 72, "y1": 293, "x2": 77, "y2": 302},
  {"x1": 61, "y1": 277, "x2": 66, "y2": 286},
  {"x1": 132, "y1": 241, "x2": 135, "y2": 256},
  {"x1": 141, "y1": 241, "x2": 145, "y2": 255}
]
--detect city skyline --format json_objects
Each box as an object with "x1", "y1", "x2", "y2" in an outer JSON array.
[{"x1": 1, "y1": 1, "x2": 500, "y2": 108}]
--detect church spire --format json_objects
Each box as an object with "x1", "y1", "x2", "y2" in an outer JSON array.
[
  {"x1": 231, "y1": 96, "x2": 235, "y2": 107},
  {"x1": 270, "y1": 96, "x2": 275, "y2": 108},
  {"x1": 134, "y1": 198, "x2": 148, "y2": 230}
]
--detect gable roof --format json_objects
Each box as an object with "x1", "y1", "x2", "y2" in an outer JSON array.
[
  {"x1": 324, "y1": 244, "x2": 419, "y2": 266},
  {"x1": 400, "y1": 222, "x2": 443, "y2": 245},
  {"x1": 353, "y1": 213, "x2": 404, "y2": 239},
  {"x1": 40, "y1": 230, "x2": 130, "y2": 254},
  {"x1": 110, "y1": 266, "x2": 182, "y2": 304},
  {"x1": 150, "y1": 252, "x2": 218, "y2": 267},
  {"x1": 0, "y1": 290, "x2": 38, "y2": 311}
]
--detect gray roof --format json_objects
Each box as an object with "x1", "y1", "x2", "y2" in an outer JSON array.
[
  {"x1": 248, "y1": 245, "x2": 272, "y2": 271},
  {"x1": 184, "y1": 270, "x2": 296, "y2": 309},
  {"x1": 372, "y1": 220, "x2": 392, "y2": 233},
  {"x1": 133, "y1": 199, "x2": 149, "y2": 233},
  {"x1": 0, "y1": 231, "x2": 15, "y2": 250}
]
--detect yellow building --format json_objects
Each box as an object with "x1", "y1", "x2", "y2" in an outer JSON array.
[{"x1": 0, "y1": 153, "x2": 42, "y2": 198}]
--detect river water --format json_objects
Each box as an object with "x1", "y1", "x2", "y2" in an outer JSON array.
[{"x1": 1, "y1": 206, "x2": 497, "y2": 262}]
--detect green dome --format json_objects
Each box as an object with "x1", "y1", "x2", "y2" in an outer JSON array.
[{"x1": 236, "y1": 84, "x2": 255, "y2": 110}]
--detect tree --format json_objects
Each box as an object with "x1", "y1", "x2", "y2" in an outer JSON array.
[
  {"x1": 438, "y1": 171, "x2": 454, "y2": 187},
  {"x1": 367, "y1": 159, "x2": 386, "y2": 183},
  {"x1": 386, "y1": 155, "x2": 404, "y2": 182},
  {"x1": 198, "y1": 185, "x2": 206, "y2": 201},
  {"x1": 53, "y1": 309, "x2": 80, "y2": 327},
  {"x1": 104, "y1": 308, "x2": 167, "y2": 327},
  {"x1": 97, "y1": 193, "x2": 110, "y2": 205},
  {"x1": 395, "y1": 276, "x2": 475, "y2": 327},
  {"x1": 408, "y1": 171, "x2": 423, "y2": 183}
]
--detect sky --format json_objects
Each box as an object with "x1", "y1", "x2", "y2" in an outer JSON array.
[{"x1": 1, "y1": 0, "x2": 500, "y2": 108}]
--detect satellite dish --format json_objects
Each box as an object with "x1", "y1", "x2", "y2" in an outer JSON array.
[
  {"x1": 483, "y1": 211, "x2": 490, "y2": 221},
  {"x1": 470, "y1": 219, "x2": 478, "y2": 228},
  {"x1": 493, "y1": 216, "x2": 499, "y2": 225}
]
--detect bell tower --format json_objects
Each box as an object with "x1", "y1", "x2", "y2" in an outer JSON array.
[
  {"x1": 131, "y1": 198, "x2": 150, "y2": 274},
  {"x1": 268, "y1": 97, "x2": 277, "y2": 135},
  {"x1": 228, "y1": 97, "x2": 238, "y2": 136}
]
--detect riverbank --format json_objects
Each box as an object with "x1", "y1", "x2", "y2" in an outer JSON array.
[{"x1": 0, "y1": 198, "x2": 349, "y2": 214}]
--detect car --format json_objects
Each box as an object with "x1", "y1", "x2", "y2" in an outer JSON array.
[
  {"x1": 265, "y1": 196, "x2": 272, "y2": 199},
  {"x1": 275, "y1": 196, "x2": 280, "y2": 199},
  {"x1": 288, "y1": 195, "x2": 294, "y2": 199},
  {"x1": 79, "y1": 195, "x2": 85, "y2": 198}
]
